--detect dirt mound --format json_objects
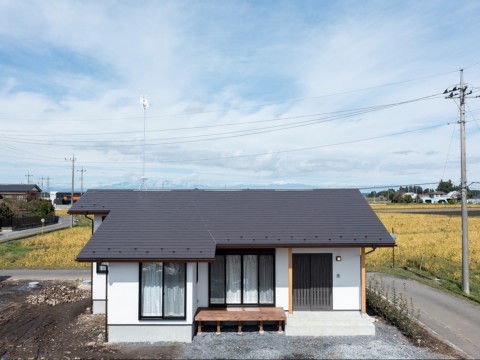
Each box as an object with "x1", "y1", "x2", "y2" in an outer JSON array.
[{"x1": 26, "y1": 284, "x2": 89, "y2": 306}]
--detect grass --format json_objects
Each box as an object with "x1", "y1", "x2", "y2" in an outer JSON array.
[{"x1": 368, "y1": 212, "x2": 480, "y2": 302}]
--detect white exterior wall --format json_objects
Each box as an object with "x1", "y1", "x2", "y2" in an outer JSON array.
[
  {"x1": 91, "y1": 215, "x2": 107, "y2": 314},
  {"x1": 107, "y1": 262, "x2": 195, "y2": 343},
  {"x1": 196, "y1": 263, "x2": 209, "y2": 307},
  {"x1": 275, "y1": 248, "x2": 289, "y2": 310},
  {"x1": 292, "y1": 248, "x2": 361, "y2": 310}
]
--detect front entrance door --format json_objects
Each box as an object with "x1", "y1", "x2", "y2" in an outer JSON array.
[{"x1": 293, "y1": 253, "x2": 332, "y2": 310}]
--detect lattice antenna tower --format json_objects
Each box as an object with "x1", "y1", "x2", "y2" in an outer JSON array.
[{"x1": 139, "y1": 96, "x2": 150, "y2": 190}]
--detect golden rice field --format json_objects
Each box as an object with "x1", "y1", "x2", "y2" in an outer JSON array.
[
  {"x1": 369, "y1": 213, "x2": 480, "y2": 287},
  {"x1": 1, "y1": 210, "x2": 480, "y2": 293},
  {"x1": 0, "y1": 227, "x2": 90, "y2": 268}
]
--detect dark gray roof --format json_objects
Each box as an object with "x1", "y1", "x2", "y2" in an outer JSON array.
[
  {"x1": 71, "y1": 189, "x2": 394, "y2": 262},
  {"x1": 0, "y1": 184, "x2": 41, "y2": 192}
]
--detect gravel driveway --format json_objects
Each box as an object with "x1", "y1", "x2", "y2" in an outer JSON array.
[{"x1": 115, "y1": 321, "x2": 454, "y2": 359}]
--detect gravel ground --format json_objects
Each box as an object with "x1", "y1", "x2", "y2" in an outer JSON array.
[{"x1": 115, "y1": 321, "x2": 453, "y2": 359}]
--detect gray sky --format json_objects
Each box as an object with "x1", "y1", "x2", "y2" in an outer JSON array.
[{"x1": 1, "y1": 1, "x2": 480, "y2": 191}]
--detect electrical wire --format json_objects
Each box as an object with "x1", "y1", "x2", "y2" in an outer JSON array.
[
  {"x1": 74, "y1": 121, "x2": 455, "y2": 165},
  {"x1": 0, "y1": 69, "x2": 459, "y2": 123},
  {"x1": 0, "y1": 93, "x2": 444, "y2": 147}
]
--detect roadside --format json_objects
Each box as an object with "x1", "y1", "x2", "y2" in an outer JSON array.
[
  {"x1": 0, "y1": 269, "x2": 90, "y2": 281},
  {"x1": 369, "y1": 272, "x2": 479, "y2": 359},
  {"x1": 0, "y1": 215, "x2": 72, "y2": 243}
]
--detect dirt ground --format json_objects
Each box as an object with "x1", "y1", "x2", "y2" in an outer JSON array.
[
  {"x1": 0, "y1": 279, "x2": 177, "y2": 359},
  {"x1": 0, "y1": 279, "x2": 464, "y2": 359}
]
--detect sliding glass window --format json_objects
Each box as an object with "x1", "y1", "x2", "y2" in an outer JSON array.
[{"x1": 140, "y1": 262, "x2": 186, "y2": 319}]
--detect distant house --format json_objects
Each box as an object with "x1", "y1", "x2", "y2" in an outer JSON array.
[
  {"x1": 69, "y1": 189, "x2": 395, "y2": 343},
  {"x1": 0, "y1": 184, "x2": 42, "y2": 202}
]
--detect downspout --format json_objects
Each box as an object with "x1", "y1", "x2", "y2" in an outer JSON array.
[
  {"x1": 85, "y1": 214, "x2": 94, "y2": 314},
  {"x1": 105, "y1": 262, "x2": 108, "y2": 343},
  {"x1": 85, "y1": 214, "x2": 94, "y2": 235}
]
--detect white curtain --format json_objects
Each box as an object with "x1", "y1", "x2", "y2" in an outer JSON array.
[
  {"x1": 164, "y1": 263, "x2": 186, "y2": 317},
  {"x1": 259, "y1": 255, "x2": 274, "y2": 304},
  {"x1": 226, "y1": 255, "x2": 241, "y2": 303},
  {"x1": 141, "y1": 263, "x2": 162, "y2": 317},
  {"x1": 243, "y1": 255, "x2": 258, "y2": 303}
]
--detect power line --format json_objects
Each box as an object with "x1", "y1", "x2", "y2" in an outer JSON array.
[
  {"x1": 1, "y1": 93, "x2": 443, "y2": 139},
  {"x1": 73, "y1": 121, "x2": 455, "y2": 165},
  {"x1": 0, "y1": 68, "x2": 459, "y2": 123},
  {"x1": 0, "y1": 93, "x2": 445, "y2": 148}
]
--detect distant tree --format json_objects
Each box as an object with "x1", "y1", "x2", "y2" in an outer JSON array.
[
  {"x1": 436, "y1": 179, "x2": 460, "y2": 193},
  {"x1": 37, "y1": 200, "x2": 54, "y2": 216},
  {"x1": 0, "y1": 203, "x2": 13, "y2": 219},
  {"x1": 404, "y1": 194, "x2": 413, "y2": 203}
]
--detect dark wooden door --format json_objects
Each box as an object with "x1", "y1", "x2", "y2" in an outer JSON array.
[{"x1": 293, "y1": 254, "x2": 332, "y2": 311}]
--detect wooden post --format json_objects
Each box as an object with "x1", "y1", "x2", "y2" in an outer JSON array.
[
  {"x1": 259, "y1": 320, "x2": 264, "y2": 333},
  {"x1": 392, "y1": 227, "x2": 395, "y2": 269},
  {"x1": 216, "y1": 321, "x2": 221, "y2": 334},
  {"x1": 197, "y1": 321, "x2": 202, "y2": 334},
  {"x1": 278, "y1": 320, "x2": 283, "y2": 332},
  {"x1": 238, "y1": 321, "x2": 242, "y2": 334},
  {"x1": 361, "y1": 247, "x2": 366, "y2": 314},
  {"x1": 288, "y1": 248, "x2": 293, "y2": 314}
]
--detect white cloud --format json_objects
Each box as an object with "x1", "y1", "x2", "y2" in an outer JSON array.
[{"x1": 1, "y1": 0, "x2": 480, "y2": 191}]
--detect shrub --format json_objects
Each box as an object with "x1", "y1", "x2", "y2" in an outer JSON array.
[
  {"x1": 367, "y1": 276, "x2": 421, "y2": 338},
  {"x1": 0, "y1": 203, "x2": 14, "y2": 219}
]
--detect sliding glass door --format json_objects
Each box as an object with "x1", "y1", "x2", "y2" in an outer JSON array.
[{"x1": 209, "y1": 251, "x2": 275, "y2": 306}]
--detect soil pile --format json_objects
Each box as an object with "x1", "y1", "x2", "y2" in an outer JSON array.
[{"x1": 26, "y1": 284, "x2": 89, "y2": 306}]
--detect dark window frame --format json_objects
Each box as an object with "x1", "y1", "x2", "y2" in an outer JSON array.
[
  {"x1": 208, "y1": 249, "x2": 275, "y2": 307},
  {"x1": 138, "y1": 262, "x2": 187, "y2": 320}
]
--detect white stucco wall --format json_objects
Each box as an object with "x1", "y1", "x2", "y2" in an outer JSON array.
[
  {"x1": 275, "y1": 248, "x2": 289, "y2": 310},
  {"x1": 197, "y1": 262, "x2": 209, "y2": 307},
  {"x1": 292, "y1": 248, "x2": 361, "y2": 310},
  {"x1": 91, "y1": 263, "x2": 107, "y2": 314},
  {"x1": 106, "y1": 262, "x2": 195, "y2": 342}
]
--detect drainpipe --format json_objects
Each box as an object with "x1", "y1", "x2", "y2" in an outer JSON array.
[
  {"x1": 84, "y1": 214, "x2": 94, "y2": 313},
  {"x1": 85, "y1": 214, "x2": 94, "y2": 235}
]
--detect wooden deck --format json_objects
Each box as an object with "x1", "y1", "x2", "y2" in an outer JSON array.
[{"x1": 194, "y1": 307, "x2": 287, "y2": 334}]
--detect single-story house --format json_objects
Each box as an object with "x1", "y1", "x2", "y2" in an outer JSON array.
[
  {"x1": 69, "y1": 189, "x2": 395, "y2": 343},
  {"x1": 0, "y1": 184, "x2": 42, "y2": 202}
]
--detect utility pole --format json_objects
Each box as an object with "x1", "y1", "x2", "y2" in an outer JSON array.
[
  {"x1": 77, "y1": 167, "x2": 86, "y2": 195},
  {"x1": 66, "y1": 154, "x2": 76, "y2": 227},
  {"x1": 444, "y1": 69, "x2": 475, "y2": 295},
  {"x1": 25, "y1": 171, "x2": 34, "y2": 184}
]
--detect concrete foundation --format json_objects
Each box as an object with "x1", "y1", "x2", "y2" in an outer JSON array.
[
  {"x1": 285, "y1": 311, "x2": 375, "y2": 336},
  {"x1": 108, "y1": 324, "x2": 194, "y2": 343}
]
